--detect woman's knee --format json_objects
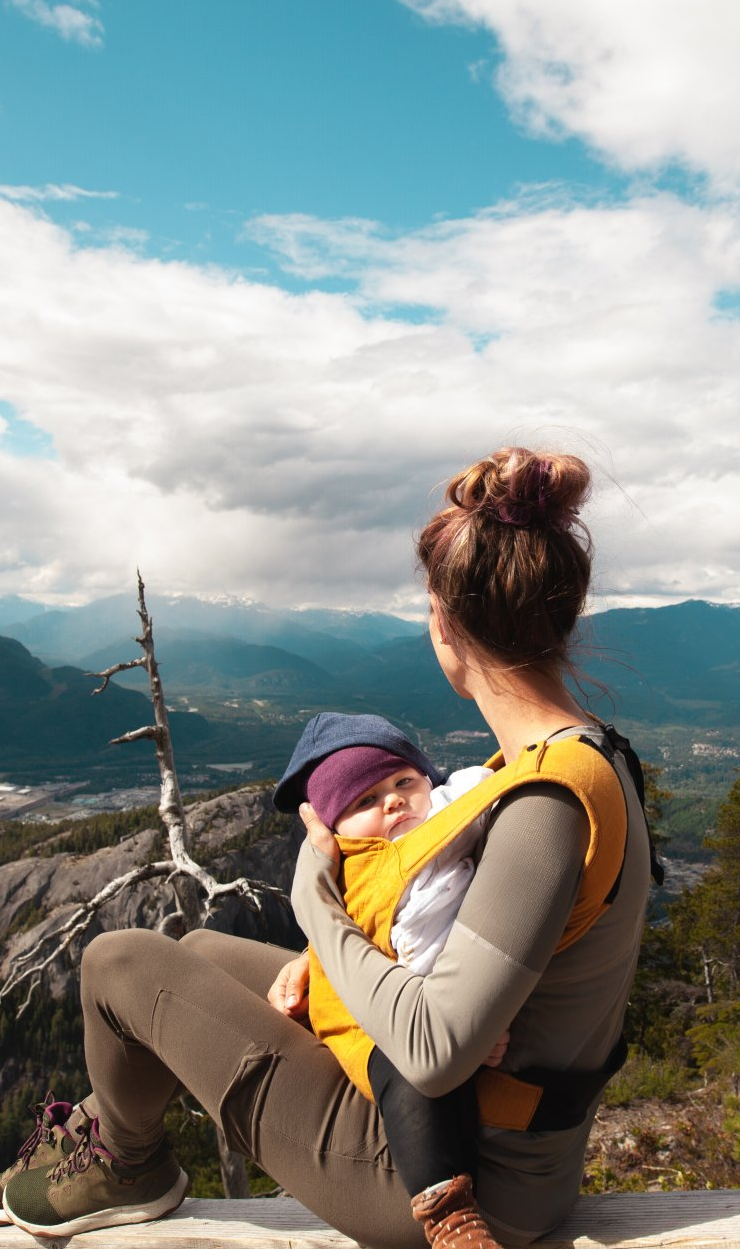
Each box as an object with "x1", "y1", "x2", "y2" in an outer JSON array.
[
  {"x1": 179, "y1": 927, "x2": 223, "y2": 960},
  {"x1": 81, "y1": 928, "x2": 168, "y2": 995}
]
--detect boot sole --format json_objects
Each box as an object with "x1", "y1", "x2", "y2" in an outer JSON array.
[{"x1": 2, "y1": 1168, "x2": 189, "y2": 1238}]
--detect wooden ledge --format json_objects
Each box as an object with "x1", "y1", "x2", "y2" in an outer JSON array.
[{"x1": 2, "y1": 1191, "x2": 740, "y2": 1249}]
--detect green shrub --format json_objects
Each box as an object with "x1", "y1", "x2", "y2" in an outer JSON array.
[
  {"x1": 604, "y1": 1047, "x2": 695, "y2": 1106},
  {"x1": 581, "y1": 1160, "x2": 647, "y2": 1194}
]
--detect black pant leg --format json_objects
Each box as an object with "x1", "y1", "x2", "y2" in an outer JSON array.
[{"x1": 367, "y1": 1046, "x2": 479, "y2": 1197}]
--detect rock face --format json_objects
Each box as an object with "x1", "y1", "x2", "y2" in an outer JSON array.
[{"x1": 0, "y1": 786, "x2": 306, "y2": 998}]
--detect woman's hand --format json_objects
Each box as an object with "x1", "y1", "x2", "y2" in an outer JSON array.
[
  {"x1": 300, "y1": 802, "x2": 340, "y2": 865},
  {"x1": 481, "y1": 1028, "x2": 510, "y2": 1068},
  {"x1": 267, "y1": 949, "x2": 311, "y2": 1020},
  {"x1": 290, "y1": 811, "x2": 346, "y2": 939}
]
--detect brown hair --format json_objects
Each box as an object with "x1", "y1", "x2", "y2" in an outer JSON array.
[{"x1": 417, "y1": 447, "x2": 592, "y2": 673}]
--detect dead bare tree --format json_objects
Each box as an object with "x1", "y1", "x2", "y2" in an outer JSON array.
[
  {"x1": 1, "y1": 572, "x2": 289, "y2": 1007},
  {"x1": 0, "y1": 572, "x2": 292, "y2": 1195},
  {"x1": 89, "y1": 572, "x2": 288, "y2": 927}
]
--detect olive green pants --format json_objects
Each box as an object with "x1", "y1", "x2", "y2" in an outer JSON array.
[{"x1": 80, "y1": 927, "x2": 425, "y2": 1249}]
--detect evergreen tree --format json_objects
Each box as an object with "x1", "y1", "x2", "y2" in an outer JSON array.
[
  {"x1": 642, "y1": 761, "x2": 671, "y2": 848},
  {"x1": 671, "y1": 773, "x2": 740, "y2": 1004},
  {"x1": 665, "y1": 773, "x2": 740, "y2": 1096},
  {"x1": 619, "y1": 761, "x2": 701, "y2": 1064}
]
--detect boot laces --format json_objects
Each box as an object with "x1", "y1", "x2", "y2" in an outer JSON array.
[
  {"x1": 17, "y1": 1091, "x2": 56, "y2": 1169},
  {"x1": 50, "y1": 1117, "x2": 117, "y2": 1183}
]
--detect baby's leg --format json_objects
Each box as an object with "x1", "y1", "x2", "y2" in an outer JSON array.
[
  {"x1": 367, "y1": 1048, "x2": 502, "y2": 1249},
  {"x1": 367, "y1": 1046, "x2": 478, "y2": 1195}
]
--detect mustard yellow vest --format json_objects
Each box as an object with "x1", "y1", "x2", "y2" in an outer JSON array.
[{"x1": 308, "y1": 733, "x2": 630, "y2": 1124}]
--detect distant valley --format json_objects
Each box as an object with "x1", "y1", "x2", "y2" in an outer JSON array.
[{"x1": 0, "y1": 593, "x2": 738, "y2": 856}]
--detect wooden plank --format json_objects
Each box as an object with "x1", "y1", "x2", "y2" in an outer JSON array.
[
  {"x1": 0, "y1": 1199, "x2": 355, "y2": 1249},
  {"x1": 2, "y1": 1192, "x2": 740, "y2": 1249},
  {"x1": 540, "y1": 1191, "x2": 740, "y2": 1249}
]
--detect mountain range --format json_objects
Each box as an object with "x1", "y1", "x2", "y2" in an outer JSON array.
[
  {"x1": 0, "y1": 593, "x2": 424, "y2": 671},
  {"x1": 0, "y1": 595, "x2": 738, "y2": 788},
  {"x1": 0, "y1": 634, "x2": 215, "y2": 776}
]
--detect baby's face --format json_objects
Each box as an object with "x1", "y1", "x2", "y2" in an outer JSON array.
[{"x1": 334, "y1": 768, "x2": 433, "y2": 841}]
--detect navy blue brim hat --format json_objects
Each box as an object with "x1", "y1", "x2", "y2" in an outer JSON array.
[{"x1": 273, "y1": 712, "x2": 445, "y2": 814}]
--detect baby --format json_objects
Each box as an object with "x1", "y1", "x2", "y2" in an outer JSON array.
[{"x1": 274, "y1": 712, "x2": 504, "y2": 1249}]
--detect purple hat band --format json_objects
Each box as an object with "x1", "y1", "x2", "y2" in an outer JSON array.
[{"x1": 305, "y1": 747, "x2": 420, "y2": 830}]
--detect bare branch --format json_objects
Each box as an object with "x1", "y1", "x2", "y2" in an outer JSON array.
[
  {"x1": 110, "y1": 725, "x2": 160, "y2": 745},
  {"x1": 16, "y1": 973, "x2": 42, "y2": 1018},
  {"x1": 205, "y1": 875, "x2": 291, "y2": 916},
  {"x1": 87, "y1": 657, "x2": 147, "y2": 695},
  {"x1": 1, "y1": 861, "x2": 173, "y2": 1000}
]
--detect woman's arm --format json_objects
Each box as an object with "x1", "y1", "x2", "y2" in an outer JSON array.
[{"x1": 291, "y1": 784, "x2": 589, "y2": 1097}]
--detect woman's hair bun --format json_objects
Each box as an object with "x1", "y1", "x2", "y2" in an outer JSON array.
[
  {"x1": 418, "y1": 445, "x2": 593, "y2": 670},
  {"x1": 449, "y1": 447, "x2": 590, "y2": 533}
]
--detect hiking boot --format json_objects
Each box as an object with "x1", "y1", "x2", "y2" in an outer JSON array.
[
  {"x1": 411, "y1": 1174, "x2": 503, "y2": 1249},
  {"x1": 2, "y1": 1116, "x2": 189, "y2": 1238},
  {"x1": 0, "y1": 1093, "x2": 83, "y2": 1224}
]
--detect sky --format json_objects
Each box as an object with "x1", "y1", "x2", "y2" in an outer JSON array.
[{"x1": 0, "y1": 0, "x2": 739, "y2": 616}]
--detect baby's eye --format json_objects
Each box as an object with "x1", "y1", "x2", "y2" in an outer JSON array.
[
  {"x1": 396, "y1": 775, "x2": 416, "y2": 789},
  {"x1": 355, "y1": 793, "x2": 375, "y2": 809}
]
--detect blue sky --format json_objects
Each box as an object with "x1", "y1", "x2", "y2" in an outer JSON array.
[
  {"x1": 1, "y1": 0, "x2": 615, "y2": 276},
  {"x1": 0, "y1": 0, "x2": 739, "y2": 610}
]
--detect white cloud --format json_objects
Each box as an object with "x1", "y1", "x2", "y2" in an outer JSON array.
[
  {"x1": 8, "y1": 0, "x2": 103, "y2": 47},
  {"x1": 248, "y1": 196, "x2": 740, "y2": 606},
  {"x1": 98, "y1": 225, "x2": 149, "y2": 250},
  {"x1": 0, "y1": 184, "x2": 117, "y2": 203},
  {"x1": 1, "y1": 195, "x2": 739, "y2": 610},
  {"x1": 244, "y1": 215, "x2": 388, "y2": 281},
  {"x1": 401, "y1": 0, "x2": 740, "y2": 188}
]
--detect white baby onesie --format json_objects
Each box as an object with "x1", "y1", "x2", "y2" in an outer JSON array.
[{"x1": 390, "y1": 764, "x2": 493, "y2": 975}]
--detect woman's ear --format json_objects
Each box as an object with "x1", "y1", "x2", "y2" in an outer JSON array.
[
  {"x1": 428, "y1": 596, "x2": 475, "y2": 701},
  {"x1": 429, "y1": 595, "x2": 448, "y2": 646}
]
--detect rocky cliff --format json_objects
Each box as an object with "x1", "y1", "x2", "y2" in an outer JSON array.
[{"x1": 0, "y1": 786, "x2": 306, "y2": 998}]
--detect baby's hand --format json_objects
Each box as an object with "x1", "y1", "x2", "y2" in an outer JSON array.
[
  {"x1": 300, "y1": 802, "x2": 340, "y2": 864},
  {"x1": 267, "y1": 950, "x2": 310, "y2": 1020},
  {"x1": 481, "y1": 1029, "x2": 510, "y2": 1068}
]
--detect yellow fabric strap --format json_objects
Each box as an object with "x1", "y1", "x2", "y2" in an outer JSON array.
[{"x1": 308, "y1": 734, "x2": 628, "y2": 1113}]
